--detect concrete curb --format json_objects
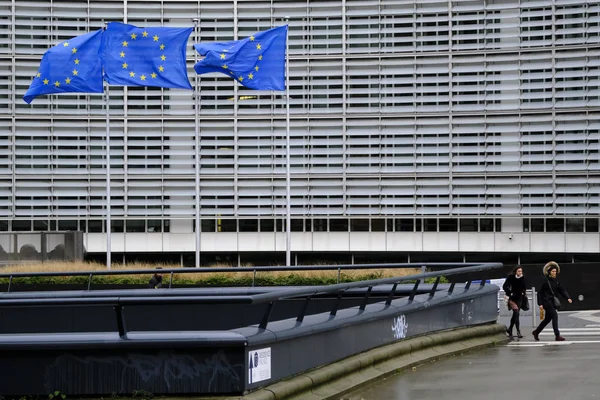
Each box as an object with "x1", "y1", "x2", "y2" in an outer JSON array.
[{"x1": 236, "y1": 323, "x2": 508, "y2": 400}]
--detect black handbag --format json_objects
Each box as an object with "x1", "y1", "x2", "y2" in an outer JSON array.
[
  {"x1": 521, "y1": 294, "x2": 530, "y2": 311},
  {"x1": 547, "y1": 279, "x2": 562, "y2": 310}
]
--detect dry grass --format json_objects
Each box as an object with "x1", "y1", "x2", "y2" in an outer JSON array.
[{"x1": 0, "y1": 261, "x2": 422, "y2": 282}]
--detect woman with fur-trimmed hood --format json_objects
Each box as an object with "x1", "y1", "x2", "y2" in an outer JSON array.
[{"x1": 532, "y1": 261, "x2": 573, "y2": 342}]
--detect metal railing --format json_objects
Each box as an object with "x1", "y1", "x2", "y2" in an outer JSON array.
[
  {"x1": 0, "y1": 262, "x2": 495, "y2": 293},
  {"x1": 0, "y1": 262, "x2": 503, "y2": 336}
]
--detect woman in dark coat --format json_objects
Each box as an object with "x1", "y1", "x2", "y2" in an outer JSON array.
[
  {"x1": 503, "y1": 266, "x2": 527, "y2": 338},
  {"x1": 532, "y1": 261, "x2": 573, "y2": 342}
]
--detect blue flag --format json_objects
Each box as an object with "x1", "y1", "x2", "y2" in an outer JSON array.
[
  {"x1": 23, "y1": 30, "x2": 104, "y2": 104},
  {"x1": 194, "y1": 25, "x2": 287, "y2": 91},
  {"x1": 101, "y1": 22, "x2": 192, "y2": 90}
]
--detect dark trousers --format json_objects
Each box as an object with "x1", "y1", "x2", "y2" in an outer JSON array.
[
  {"x1": 509, "y1": 309, "x2": 520, "y2": 332},
  {"x1": 535, "y1": 306, "x2": 560, "y2": 336}
]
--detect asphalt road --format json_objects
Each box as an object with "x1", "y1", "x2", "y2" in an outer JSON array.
[{"x1": 346, "y1": 310, "x2": 600, "y2": 400}]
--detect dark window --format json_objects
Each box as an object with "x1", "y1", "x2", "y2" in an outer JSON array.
[
  {"x1": 0, "y1": 221, "x2": 8, "y2": 231},
  {"x1": 415, "y1": 219, "x2": 422, "y2": 232},
  {"x1": 276, "y1": 219, "x2": 285, "y2": 232},
  {"x1": 586, "y1": 218, "x2": 599, "y2": 233},
  {"x1": 260, "y1": 219, "x2": 274, "y2": 232},
  {"x1": 291, "y1": 219, "x2": 304, "y2": 232},
  {"x1": 50, "y1": 220, "x2": 57, "y2": 231},
  {"x1": 480, "y1": 218, "x2": 494, "y2": 232},
  {"x1": 59, "y1": 220, "x2": 78, "y2": 231},
  {"x1": 79, "y1": 220, "x2": 87, "y2": 232},
  {"x1": 439, "y1": 219, "x2": 458, "y2": 232},
  {"x1": 371, "y1": 219, "x2": 385, "y2": 232},
  {"x1": 395, "y1": 219, "x2": 414, "y2": 232},
  {"x1": 546, "y1": 218, "x2": 564, "y2": 233},
  {"x1": 330, "y1": 219, "x2": 349, "y2": 232},
  {"x1": 219, "y1": 219, "x2": 237, "y2": 232},
  {"x1": 88, "y1": 219, "x2": 103, "y2": 233},
  {"x1": 566, "y1": 218, "x2": 584, "y2": 232},
  {"x1": 33, "y1": 220, "x2": 48, "y2": 231},
  {"x1": 110, "y1": 220, "x2": 124, "y2": 233},
  {"x1": 495, "y1": 219, "x2": 502, "y2": 232},
  {"x1": 313, "y1": 219, "x2": 327, "y2": 232},
  {"x1": 460, "y1": 219, "x2": 478, "y2": 232},
  {"x1": 387, "y1": 219, "x2": 394, "y2": 232},
  {"x1": 523, "y1": 218, "x2": 530, "y2": 232},
  {"x1": 530, "y1": 218, "x2": 544, "y2": 232},
  {"x1": 305, "y1": 219, "x2": 312, "y2": 231},
  {"x1": 350, "y1": 219, "x2": 369, "y2": 232},
  {"x1": 126, "y1": 220, "x2": 145, "y2": 233},
  {"x1": 12, "y1": 220, "x2": 31, "y2": 231},
  {"x1": 148, "y1": 220, "x2": 162, "y2": 233},
  {"x1": 239, "y1": 219, "x2": 258, "y2": 232},
  {"x1": 424, "y1": 218, "x2": 437, "y2": 232}
]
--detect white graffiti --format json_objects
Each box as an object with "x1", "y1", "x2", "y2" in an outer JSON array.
[{"x1": 391, "y1": 314, "x2": 408, "y2": 340}]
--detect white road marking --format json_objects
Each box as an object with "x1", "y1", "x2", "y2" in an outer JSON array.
[{"x1": 569, "y1": 311, "x2": 600, "y2": 324}]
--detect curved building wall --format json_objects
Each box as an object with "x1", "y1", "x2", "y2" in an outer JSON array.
[{"x1": 0, "y1": 0, "x2": 599, "y2": 261}]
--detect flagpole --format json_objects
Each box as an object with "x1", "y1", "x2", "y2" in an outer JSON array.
[
  {"x1": 193, "y1": 18, "x2": 201, "y2": 268},
  {"x1": 104, "y1": 83, "x2": 112, "y2": 270},
  {"x1": 284, "y1": 18, "x2": 291, "y2": 267}
]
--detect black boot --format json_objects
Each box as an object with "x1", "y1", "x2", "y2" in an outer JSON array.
[
  {"x1": 506, "y1": 327, "x2": 514, "y2": 338},
  {"x1": 516, "y1": 329, "x2": 523, "y2": 339}
]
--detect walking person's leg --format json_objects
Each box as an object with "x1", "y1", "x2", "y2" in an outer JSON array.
[
  {"x1": 514, "y1": 309, "x2": 522, "y2": 338},
  {"x1": 550, "y1": 308, "x2": 565, "y2": 341},
  {"x1": 532, "y1": 306, "x2": 553, "y2": 341}
]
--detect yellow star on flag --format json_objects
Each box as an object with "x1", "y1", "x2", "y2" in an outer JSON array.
[
  {"x1": 222, "y1": 64, "x2": 228, "y2": 69},
  {"x1": 255, "y1": 66, "x2": 259, "y2": 71},
  {"x1": 160, "y1": 55, "x2": 166, "y2": 61},
  {"x1": 122, "y1": 41, "x2": 128, "y2": 47},
  {"x1": 72, "y1": 48, "x2": 77, "y2": 54},
  {"x1": 159, "y1": 66, "x2": 164, "y2": 72},
  {"x1": 63, "y1": 42, "x2": 69, "y2": 47},
  {"x1": 250, "y1": 36, "x2": 255, "y2": 41},
  {"x1": 142, "y1": 31, "x2": 148, "y2": 37},
  {"x1": 130, "y1": 33, "x2": 137, "y2": 40},
  {"x1": 65, "y1": 77, "x2": 71, "y2": 84},
  {"x1": 220, "y1": 53, "x2": 226, "y2": 59},
  {"x1": 160, "y1": 44, "x2": 165, "y2": 50},
  {"x1": 129, "y1": 71, "x2": 135, "y2": 77},
  {"x1": 73, "y1": 69, "x2": 78, "y2": 76},
  {"x1": 54, "y1": 81, "x2": 60, "y2": 87},
  {"x1": 151, "y1": 72, "x2": 157, "y2": 79},
  {"x1": 43, "y1": 79, "x2": 49, "y2": 85},
  {"x1": 74, "y1": 58, "x2": 80, "y2": 65},
  {"x1": 258, "y1": 55, "x2": 263, "y2": 60},
  {"x1": 238, "y1": 76, "x2": 244, "y2": 82},
  {"x1": 122, "y1": 63, "x2": 128, "y2": 69},
  {"x1": 153, "y1": 35, "x2": 159, "y2": 41},
  {"x1": 36, "y1": 72, "x2": 41, "y2": 78},
  {"x1": 120, "y1": 51, "x2": 125, "y2": 58},
  {"x1": 140, "y1": 75, "x2": 146, "y2": 81},
  {"x1": 248, "y1": 73, "x2": 254, "y2": 79},
  {"x1": 256, "y1": 44, "x2": 261, "y2": 50}
]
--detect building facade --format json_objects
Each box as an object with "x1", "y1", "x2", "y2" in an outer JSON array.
[{"x1": 1, "y1": 0, "x2": 599, "y2": 265}]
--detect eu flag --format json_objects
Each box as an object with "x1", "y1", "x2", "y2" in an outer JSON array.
[
  {"x1": 101, "y1": 22, "x2": 193, "y2": 90},
  {"x1": 23, "y1": 30, "x2": 104, "y2": 104},
  {"x1": 194, "y1": 25, "x2": 287, "y2": 91}
]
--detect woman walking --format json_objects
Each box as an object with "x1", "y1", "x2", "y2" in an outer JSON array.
[
  {"x1": 503, "y1": 266, "x2": 527, "y2": 338},
  {"x1": 532, "y1": 261, "x2": 573, "y2": 342}
]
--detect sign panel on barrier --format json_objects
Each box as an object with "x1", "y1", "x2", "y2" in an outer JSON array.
[{"x1": 248, "y1": 347, "x2": 271, "y2": 384}]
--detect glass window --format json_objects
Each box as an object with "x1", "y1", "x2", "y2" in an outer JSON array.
[
  {"x1": 201, "y1": 219, "x2": 215, "y2": 233},
  {"x1": 586, "y1": 219, "x2": 599, "y2": 233},
  {"x1": 523, "y1": 218, "x2": 530, "y2": 233},
  {"x1": 371, "y1": 219, "x2": 385, "y2": 232},
  {"x1": 148, "y1": 220, "x2": 162, "y2": 233},
  {"x1": 12, "y1": 220, "x2": 31, "y2": 231},
  {"x1": 126, "y1": 220, "x2": 145, "y2": 233},
  {"x1": 239, "y1": 219, "x2": 258, "y2": 232},
  {"x1": 88, "y1": 220, "x2": 103, "y2": 233},
  {"x1": 350, "y1": 219, "x2": 369, "y2": 232},
  {"x1": 59, "y1": 220, "x2": 77, "y2": 231},
  {"x1": 111, "y1": 220, "x2": 124, "y2": 233},
  {"x1": 260, "y1": 219, "x2": 274, "y2": 232},
  {"x1": 566, "y1": 218, "x2": 584, "y2": 232},
  {"x1": 0, "y1": 221, "x2": 8, "y2": 231},
  {"x1": 219, "y1": 219, "x2": 236, "y2": 232},
  {"x1": 424, "y1": 218, "x2": 437, "y2": 232},
  {"x1": 313, "y1": 219, "x2": 327, "y2": 232},
  {"x1": 330, "y1": 219, "x2": 349, "y2": 232},
  {"x1": 546, "y1": 218, "x2": 564, "y2": 233},
  {"x1": 480, "y1": 218, "x2": 494, "y2": 232},
  {"x1": 395, "y1": 219, "x2": 414, "y2": 232},
  {"x1": 530, "y1": 218, "x2": 544, "y2": 232},
  {"x1": 291, "y1": 219, "x2": 304, "y2": 232},
  {"x1": 439, "y1": 219, "x2": 458, "y2": 232},
  {"x1": 33, "y1": 220, "x2": 49, "y2": 231},
  {"x1": 460, "y1": 219, "x2": 478, "y2": 232}
]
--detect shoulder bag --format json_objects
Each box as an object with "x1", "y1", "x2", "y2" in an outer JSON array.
[{"x1": 547, "y1": 279, "x2": 562, "y2": 310}]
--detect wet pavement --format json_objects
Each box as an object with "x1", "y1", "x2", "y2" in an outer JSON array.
[{"x1": 346, "y1": 310, "x2": 600, "y2": 400}]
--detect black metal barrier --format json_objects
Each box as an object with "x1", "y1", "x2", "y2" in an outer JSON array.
[{"x1": 0, "y1": 263, "x2": 502, "y2": 397}]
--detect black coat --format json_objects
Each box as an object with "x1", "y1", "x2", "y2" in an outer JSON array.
[
  {"x1": 149, "y1": 274, "x2": 163, "y2": 289},
  {"x1": 503, "y1": 274, "x2": 527, "y2": 304},
  {"x1": 537, "y1": 277, "x2": 570, "y2": 309}
]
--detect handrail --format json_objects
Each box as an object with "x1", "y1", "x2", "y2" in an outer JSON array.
[{"x1": 0, "y1": 263, "x2": 503, "y2": 335}]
